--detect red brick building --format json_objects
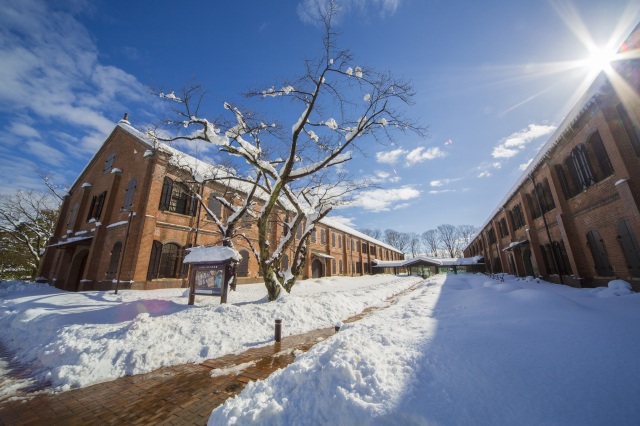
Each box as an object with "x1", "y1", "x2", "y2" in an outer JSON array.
[
  {"x1": 463, "y1": 26, "x2": 640, "y2": 290},
  {"x1": 38, "y1": 122, "x2": 404, "y2": 291}
]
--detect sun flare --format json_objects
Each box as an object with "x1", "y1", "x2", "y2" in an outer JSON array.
[{"x1": 586, "y1": 47, "x2": 615, "y2": 73}]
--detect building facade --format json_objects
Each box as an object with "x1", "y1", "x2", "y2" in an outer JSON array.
[
  {"x1": 463, "y1": 27, "x2": 640, "y2": 290},
  {"x1": 39, "y1": 122, "x2": 404, "y2": 292}
]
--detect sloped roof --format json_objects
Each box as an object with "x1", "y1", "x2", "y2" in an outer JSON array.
[
  {"x1": 77, "y1": 120, "x2": 402, "y2": 254},
  {"x1": 373, "y1": 255, "x2": 484, "y2": 268}
]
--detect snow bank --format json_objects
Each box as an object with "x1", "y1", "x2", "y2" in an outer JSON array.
[
  {"x1": 0, "y1": 275, "x2": 421, "y2": 391},
  {"x1": 210, "y1": 273, "x2": 640, "y2": 425}
]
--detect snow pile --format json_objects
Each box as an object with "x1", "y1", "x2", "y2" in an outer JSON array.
[
  {"x1": 0, "y1": 275, "x2": 420, "y2": 391},
  {"x1": 210, "y1": 273, "x2": 640, "y2": 425},
  {"x1": 592, "y1": 279, "x2": 633, "y2": 298}
]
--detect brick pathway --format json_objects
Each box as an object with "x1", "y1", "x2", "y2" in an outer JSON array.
[{"x1": 0, "y1": 281, "x2": 422, "y2": 425}]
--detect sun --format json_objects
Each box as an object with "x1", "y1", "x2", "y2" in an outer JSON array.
[{"x1": 585, "y1": 47, "x2": 615, "y2": 74}]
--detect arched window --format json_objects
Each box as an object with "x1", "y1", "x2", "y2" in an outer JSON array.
[
  {"x1": 541, "y1": 243, "x2": 556, "y2": 274},
  {"x1": 122, "y1": 178, "x2": 137, "y2": 211},
  {"x1": 616, "y1": 218, "x2": 640, "y2": 278},
  {"x1": 86, "y1": 191, "x2": 107, "y2": 222},
  {"x1": 571, "y1": 144, "x2": 595, "y2": 191},
  {"x1": 310, "y1": 229, "x2": 317, "y2": 243},
  {"x1": 320, "y1": 229, "x2": 326, "y2": 244},
  {"x1": 499, "y1": 218, "x2": 509, "y2": 237},
  {"x1": 556, "y1": 164, "x2": 573, "y2": 199},
  {"x1": 553, "y1": 241, "x2": 572, "y2": 276},
  {"x1": 541, "y1": 179, "x2": 555, "y2": 212},
  {"x1": 339, "y1": 259, "x2": 343, "y2": 273},
  {"x1": 332, "y1": 259, "x2": 336, "y2": 274},
  {"x1": 338, "y1": 235, "x2": 342, "y2": 248},
  {"x1": 587, "y1": 131, "x2": 613, "y2": 181},
  {"x1": 527, "y1": 193, "x2": 541, "y2": 219},
  {"x1": 237, "y1": 250, "x2": 249, "y2": 277},
  {"x1": 147, "y1": 240, "x2": 163, "y2": 280},
  {"x1": 158, "y1": 243, "x2": 181, "y2": 278},
  {"x1": 331, "y1": 232, "x2": 335, "y2": 247},
  {"x1": 282, "y1": 253, "x2": 289, "y2": 270},
  {"x1": 207, "y1": 194, "x2": 222, "y2": 219},
  {"x1": 586, "y1": 230, "x2": 613, "y2": 277},
  {"x1": 616, "y1": 103, "x2": 640, "y2": 157},
  {"x1": 492, "y1": 257, "x2": 503, "y2": 273},
  {"x1": 159, "y1": 177, "x2": 197, "y2": 216},
  {"x1": 106, "y1": 242, "x2": 122, "y2": 280}
]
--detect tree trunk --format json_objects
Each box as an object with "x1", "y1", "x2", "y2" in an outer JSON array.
[{"x1": 263, "y1": 265, "x2": 282, "y2": 301}]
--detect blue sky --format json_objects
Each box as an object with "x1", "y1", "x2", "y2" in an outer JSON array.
[{"x1": 0, "y1": 0, "x2": 638, "y2": 233}]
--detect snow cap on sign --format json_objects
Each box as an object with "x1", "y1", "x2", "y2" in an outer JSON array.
[{"x1": 183, "y1": 246, "x2": 241, "y2": 264}]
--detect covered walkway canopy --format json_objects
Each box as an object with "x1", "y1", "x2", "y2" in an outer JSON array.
[{"x1": 372, "y1": 255, "x2": 485, "y2": 275}]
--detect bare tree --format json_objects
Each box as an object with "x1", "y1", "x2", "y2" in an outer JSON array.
[
  {"x1": 0, "y1": 190, "x2": 59, "y2": 279},
  {"x1": 155, "y1": 1, "x2": 425, "y2": 300},
  {"x1": 409, "y1": 232, "x2": 421, "y2": 258},
  {"x1": 457, "y1": 224, "x2": 477, "y2": 256},
  {"x1": 384, "y1": 229, "x2": 411, "y2": 253},
  {"x1": 421, "y1": 229, "x2": 439, "y2": 257},
  {"x1": 359, "y1": 228, "x2": 382, "y2": 240},
  {"x1": 437, "y1": 224, "x2": 460, "y2": 258}
]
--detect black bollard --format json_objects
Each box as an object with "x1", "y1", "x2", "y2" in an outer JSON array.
[
  {"x1": 275, "y1": 319, "x2": 282, "y2": 342},
  {"x1": 335, "y1": 325, "x2": 340, "y2": 333}
]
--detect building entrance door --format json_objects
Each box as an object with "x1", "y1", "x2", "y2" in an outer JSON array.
[{"x1": 311, "y1": 259, "x2": 324, "y2": 278}]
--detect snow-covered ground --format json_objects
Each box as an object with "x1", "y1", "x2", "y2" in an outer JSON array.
[
  {"x1": 210, "y1": 273, "x2": 640, "y2": 425},
  {"x1": 0, "y1": 275, "x2": 421, "y2": 392}
]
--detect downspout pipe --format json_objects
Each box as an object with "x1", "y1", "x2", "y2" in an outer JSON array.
[{"x1": 528, "y1": 174, "x2": 564, "y2": 284}]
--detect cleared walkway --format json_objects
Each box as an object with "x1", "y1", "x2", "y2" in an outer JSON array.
[{"x1": 0, "y1": 281, "x2": 422, "y2": 425}]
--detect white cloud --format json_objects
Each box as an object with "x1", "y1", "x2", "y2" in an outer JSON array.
[
  {"x1": 406, "y1": 146, "x2": 447, "y2": 165},
  {"x1": 8, "y1": 122, "x2": 40, "y2": 138},
  {"x1": 389, "y1": 176, "x2": 401, "y2": 183},
  {"x1": 519, "y1": 159, "x2": 533, "y2": 171},
  {"x1": 392, "y1": 202, "x2": 411, "y2": 210},
  {"x1": 491, "y1": 124, "x2": 556, "y2": 158},
  {"x1": 428, "y1": 189, "x2": 453, "y2": 194},
  {"x1": 375, "y1": 148, "x2": 407, "y2": 164},
  {"x1": 345, "y1": 185, "x2": 420, "y2": 212},
  {"x1": 297, "y1": 0, "x2": 401, "y2": 24},
  {"x1": 429, "y1": 178, "x2": 460, "y2": 187},
  {"x1": 476, "y1": 161, "x2": 502, "y2": 178},
  {"x1": 0, "y1": 2, "x2": 148, "y2": 139},
  {"x1": 325, "y1": 215, "x2": 356, "y2": 227},
  {"x1": 0, "y1": 0, "x2": 153, "y2": 193},
  {"x1": 376, "y1": 170, "x2": 390, "y2": 179},
  {"x1": 26, "y1": 140, "x2": 66, "y2": 165}
]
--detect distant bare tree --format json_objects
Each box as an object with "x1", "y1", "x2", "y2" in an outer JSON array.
[
  {"x1": 384, "y1": 229, "x2": 411, "y2": 253},
  {"x1": 421, "y1": 229, "x2": 439, "y2": 257},
  {"x1": 409, "y1": 232, "x2": 421, "y2": 258},
  {"x1": 437, "y1": 224, "x2": 459, "y2": 258},
  {"x1": 457, "y1": 224, "x2": 477, "y2": 255},
  {"x1": 359, "y1": 228, "x2": 382, "y2": 240},
  {"x1": 0, "y1": 190, "x2": 59, "y2": 279}
]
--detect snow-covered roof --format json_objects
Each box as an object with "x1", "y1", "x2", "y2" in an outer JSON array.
[
  {"x1": 466, "y1": 23, "x2": 640, "y2": 252},
  {"x1": 373, "y1": 255, "x2": 484, "y2": 268},
  {"x1": 319, "y1": 217, "x2": 403, "y2": 254},
  {"x1": 69, "y1": 119, "x2": 402, "y2": 255},
  {"x1": 464, "y1": 72, "x2": 606, "y2": 252},
  {"x1": 119, "y1": 122, "x2": 402, "y2": 254},
  {"x1": 183, "y1": 246, "x2": 241, "y2": 264}
]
